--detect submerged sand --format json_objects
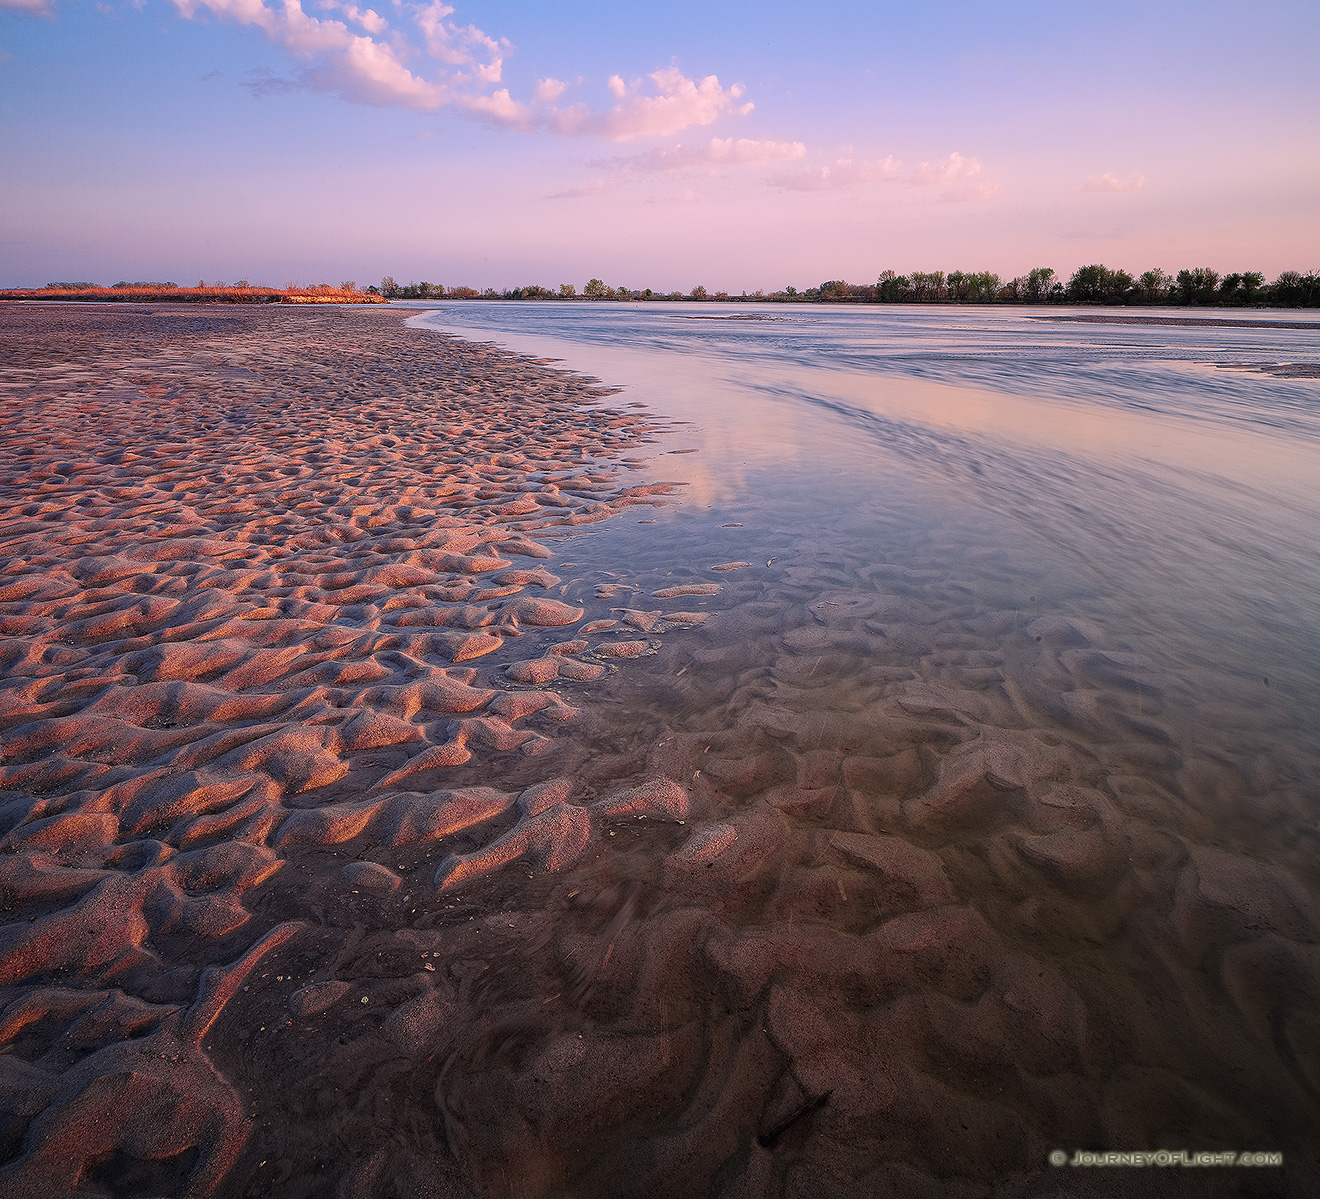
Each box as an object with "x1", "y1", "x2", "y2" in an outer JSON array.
[{"x1": 2, "y1": 305, "x2": 1318, "y2": 1198}]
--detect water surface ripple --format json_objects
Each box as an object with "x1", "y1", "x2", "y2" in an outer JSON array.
[{"x1": 410, "y1": 300, "x2": 1320, "y2": 1194}]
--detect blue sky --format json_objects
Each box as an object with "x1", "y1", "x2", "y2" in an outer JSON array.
[{"x1": 2, "y1": 0, "x2": 1316, "y2": 290}]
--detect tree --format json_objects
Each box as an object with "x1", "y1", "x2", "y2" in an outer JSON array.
[
  {"x1": 1174, "y1": 268, "x2": 1220, "y2": 305},
  {"x1": 908, "y1": 271, "x2": 945, "y2": 301},
  {"x1": 969, "y1": 271, "x2": 1001, "y2": 302},
  {"x1": 379, "y1": 276, "x2": 399, "y2": 297},
  {"x1": 1271, "y1": 271, "x2": 1318, "y2": 306},
  {"x1": 584, "y1": 278, "x2": 607, "y2": 298},
  {"x1": 1137, "y1": 269, "x2": 1172, "y2": 303},
  {"x1": 1025, "y1": 268, "x2": 1055, "y2": 303},
  {"x1": 558, "y1": 283, "x2": 577, "y2": 298},
  {"x1": 1067, "y1": 264, "x2": 1133, "y2": 304},
  {"x1": 690, "y1": 284, "x2": 708, "y2": 300}
]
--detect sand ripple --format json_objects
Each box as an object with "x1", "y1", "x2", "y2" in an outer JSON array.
[{"x1": 0, "y1": 306, "x2": 700, "y2": 1195}]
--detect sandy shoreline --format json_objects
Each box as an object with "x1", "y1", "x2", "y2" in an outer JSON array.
[
  {"x1": 3, "y1": 305, "x2": 1318, "y2": 1198},
  {"x1": 0, "y1": 305, "x2": 714, "y2": 1195}
]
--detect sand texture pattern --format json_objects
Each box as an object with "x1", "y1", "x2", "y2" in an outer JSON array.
[
  {"x1": 2, "y1": 306, "x2": 1318, "y2": 1198},
  {"x1": 0, "y1": 306, "x2": 701, "y2": 1196}
]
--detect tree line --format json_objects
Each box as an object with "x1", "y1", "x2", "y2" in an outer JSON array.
[{"x1": 374, "y1": 267, "x2": 1319, "y2": 307}]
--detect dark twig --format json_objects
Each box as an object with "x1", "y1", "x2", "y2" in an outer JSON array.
[{"x1": 757, "y1": 1089, "x2": 833, "y2": 1148}]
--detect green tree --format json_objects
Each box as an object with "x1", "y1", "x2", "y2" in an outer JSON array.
[
  {"x1": 1025, "y1": 268, "x2": 1055, "y2": 303},
  {"x1": 967, "y1": 271, "x2": 1001, "y2": 302},
  {"x1": 558, "y1": 283, "x2": 577, "y2": 299},
  {"x1": 908, "y1": 271, "x2": 945, "y2": 301},
  {"x1": 1270, "y1": 271, "x2": 1318, "y2": 306},
  {"x1": 584, "y1": 278, "x2": 607, "y2": 298},
  {"x1": 1067, "y1": 265, "x2": 1133, "y2": 304},
  {"x1": 1174, "y1": 268, "x2": 1220, "y2": 304},
  {"x1": 1137, "y1": 269, "x2": 1172, "y2": 303},
  {"x1": 877, "y1": 271, "x2": 904, "y2": 302}
]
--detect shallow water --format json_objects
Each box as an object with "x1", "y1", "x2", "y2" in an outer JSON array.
[
  {"x1": 419, "y1": 301, "x2": 1320, "y2": 733},
  {"x1": 4, "y1": 302, "x2": 1319, "y2": 1197},
  {"x1": 408, "y1": 300, "x2": 1320, "y2": 1193}
]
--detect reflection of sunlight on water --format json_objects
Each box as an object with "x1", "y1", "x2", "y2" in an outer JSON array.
[
  {"x1": 415, "y1": 302, "x2": 1320, "y2": 712},
  {"x1": 385, "y1": 303, "x2": 1320, "y2": 1188}
]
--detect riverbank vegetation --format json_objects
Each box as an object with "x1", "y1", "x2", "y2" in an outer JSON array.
[
  {"x1": 376, "y1": 267, "x2": 1319, "y2": 307},
  {"x1": 5, "y1": 270, "x2": 1314, "y2": 308},
  {"x1": 0, "y1": 282, "x2": 386, "y2": 305}
]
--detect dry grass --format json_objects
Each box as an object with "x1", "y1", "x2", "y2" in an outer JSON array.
[{"x1": 0, "y1": 286, "x2": 386, "y2": 305}]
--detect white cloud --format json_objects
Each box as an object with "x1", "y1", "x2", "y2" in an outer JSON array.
[
  {"x1": 322, "y1": 2, "x2": 387, "y2": 36},
  {"x1": 454, "y1": 87, "x2": 532, "y2": 128},
  {"x1": 169, "y1": 3, "x2": 754, "y2": 140},
  {"x1": 0, "y1": 0, "x2": 53, "y2": 14},
  {"x1": 550, "y1": 68, "x2": 752, "y2": 140},
  {"x1": 771, "y1": 155, "x2": 900, "y2": 191},
  {"x1": 908, "y1": 151, "x2": 998, "y2": 202},
  {"x1": 1079, "y1": 172, "x2": 1146, "y2": 193},
  {"x1": 305, "y1": 32, "x2": 448, "y2": 108},
  {"x1": 533, "y1": 77, "x2": 568, "y2": 103},
  {"x1": 413, "y1": 0, "x2": 505, "y2": 82}
]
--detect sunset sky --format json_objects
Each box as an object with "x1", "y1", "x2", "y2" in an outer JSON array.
[{"x1": 1, "y1": 0, "x2": 1316, "y2": 291}]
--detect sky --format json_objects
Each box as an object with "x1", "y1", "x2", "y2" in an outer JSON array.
[{"x1": 1, "y1": 0, "x2": 1317, "y2": 291}]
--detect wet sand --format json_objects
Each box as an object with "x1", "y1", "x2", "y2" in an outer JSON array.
[{"x1": 2, "y1": 305, "x2": 1319, "y2": 1198}]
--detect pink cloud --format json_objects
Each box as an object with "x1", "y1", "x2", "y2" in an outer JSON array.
[
  {"x1": 168, "y1": 3, "x2": 755, "y2": 142},
  {"x1": 605, "y1": 136, "x2": 807, "y2": 174},
  {"x1": 546, "y1": 179, "x2": 610, "y2": 200},
  {"x1": 908, "y1": 151, "x2": 998, "y2": 202},
  {"x1": 550, "y1": 68, "x2": 752, "y2": 140},
  {"x1": 454, "y1": 87, "x2": 532, "y2": 128},
  {"x1": 413, "y1": 0, "x2": 506, "y2": 83},
  {"x1": 1079, "y1": 172, "x2": 1147, "y2": 193},
  {"x1": 533, "y1": 77, "x2": 569, "y2": 103},
  {"x1": 0, "y1": 0, "x2": 54, "y2": 14},
  {"x1": 316, "y1": 1, "x2": 387, "y2": 36},
  {"x1": 771, "y1": 155, "x2": 900, "y2": 191}
]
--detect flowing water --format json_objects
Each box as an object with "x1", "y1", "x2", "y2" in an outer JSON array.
[{"x1": 407, "y1": 301, "x2": 1320, "y2": 1196}]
